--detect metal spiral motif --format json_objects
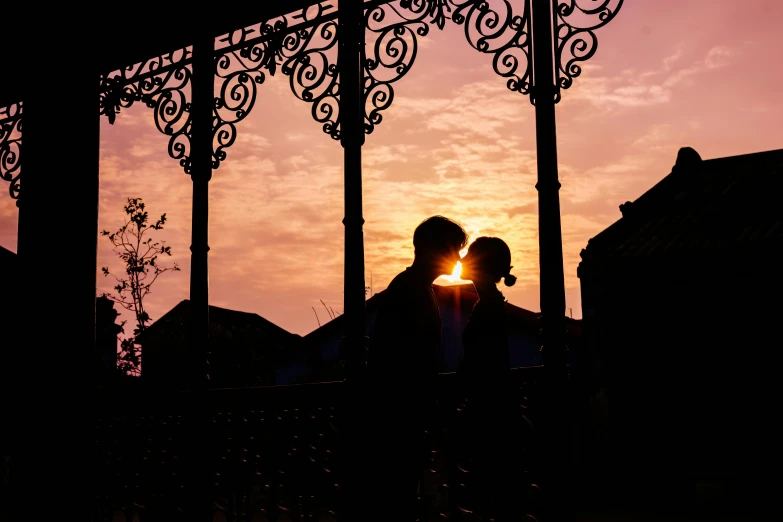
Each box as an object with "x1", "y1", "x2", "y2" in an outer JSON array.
[
  {"x1": 363, "y1": 1, "x2": 434, "y2": 135},
  {"x1": 93, "y1": 0, "x2": 623, "y2": 176},
  {"x1": 555, "y1": 0, "x2": 624, "y2": 94},
  {"x1": 215, "y1": 2, "x2": 340, "y2": 152},
  {"x1": 384, "y1": 0, "x2": 533, "y2": 101},
  {"x1": 279, "y1": 10, "x2": 341, "y2": 140},
  {"x1": 0, "y1": 102, "x2": 22, "y2": 202},
  {"x1": 99, "y1": 49, "x2": 194, "y2": 172},
  {"x1": 97, "y1": 3, "x2": 342, "y2": 173},
  {"x1": 388, "y1": 0, "x2": 622, "y2": 104},
  {"x1": 450, "y1": 0, "x2": 533, "y2": 95},
  {"x1": 215, "y1": 27, "x2": 272, "y2": 166}
]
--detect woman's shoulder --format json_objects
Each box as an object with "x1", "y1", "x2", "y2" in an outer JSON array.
[
  {"x1": 472, "y1": 294, "x2": 507, "y2": 315},
  {"x1": 464, "y1": 296, "x2": 508, "y2": 339},
  {"x1": 466, "y1": 301, "x2": 506, "y2": 333}
]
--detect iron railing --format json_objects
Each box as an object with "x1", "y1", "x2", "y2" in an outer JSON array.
[{"x1": 94, "y1": 367, "x2": 544, "y2": 521}]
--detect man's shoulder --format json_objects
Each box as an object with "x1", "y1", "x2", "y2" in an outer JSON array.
[
  {"x1": 375, "y1": 269, "x2": 422, "y2": 313},
  {"x1": 388, "y1": 268, "x2": 411, "y2": 285},
  {"x1": 387, "y1": 268, "x2": 433, "y2": 297}
]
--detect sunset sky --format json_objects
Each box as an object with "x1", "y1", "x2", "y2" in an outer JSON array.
[{"x1": 1, "y1": 0, "x2": 782, "y2": 336}]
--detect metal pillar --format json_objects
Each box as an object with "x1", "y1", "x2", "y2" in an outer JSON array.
[
  {"x1": 190, "y1": 33, "x2": 213, "y2": 389},
  {"x1": 186, "y1": 31, "x2": 214, "y2": 522},
  {"x1": 338, "y1": 0, "x2": 367, "y2": 380},
  {"x1": 532, "y1": 0, "x2": 570, "y2": 520},
  {"x1": 338, "y1": 1, "x2": 368, "y2": 519},
  {"x1": 13, "y1": 17, "x2": 100, "y2": 521}
]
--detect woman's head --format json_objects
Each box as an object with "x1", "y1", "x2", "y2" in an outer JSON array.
[{"x1": 460, "y1": 236, "x2": 517, "y2": 287}]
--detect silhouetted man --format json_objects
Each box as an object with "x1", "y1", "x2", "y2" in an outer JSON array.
[{"x1": 358, "y1": 215, "x2": 468, "y2": 521}]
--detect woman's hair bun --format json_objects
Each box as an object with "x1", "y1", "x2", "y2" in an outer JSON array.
[{"x1": 503, "y1": 273, "x2": 517, "y2": 287}]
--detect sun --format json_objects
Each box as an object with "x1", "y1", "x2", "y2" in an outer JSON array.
[
  {"x1": 442, "y1": 261, "x2": 466, "y2": 284},
  {"x1": 437, "y1": 247, "x2": 470, "y2": 285}
]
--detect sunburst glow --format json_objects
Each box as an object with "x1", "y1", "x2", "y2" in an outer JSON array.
[{"x1": 442, "y1": 261, "x2": 466, "y2": 283}]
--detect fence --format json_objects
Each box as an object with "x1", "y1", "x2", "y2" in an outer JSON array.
[{"x1": 94, "y1": 367, "x2": 544, "y2": 521}]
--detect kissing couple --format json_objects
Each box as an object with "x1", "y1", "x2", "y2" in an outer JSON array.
[{"x1": 347, "y1": 215, "x2": 522, "y2": 521}]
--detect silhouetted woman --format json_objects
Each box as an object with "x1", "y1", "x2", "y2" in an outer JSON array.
[{"x1": 455, "y1": 236, "x2": 521, "y2": 520}]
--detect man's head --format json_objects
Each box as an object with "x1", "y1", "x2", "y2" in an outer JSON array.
[{"x1": 413, "y1": 216, "x2": 469, "y2": 276}]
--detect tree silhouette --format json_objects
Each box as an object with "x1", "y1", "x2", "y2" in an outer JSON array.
[{"x1": 101, "y1": 198, "x2": 180, "y2": 376}]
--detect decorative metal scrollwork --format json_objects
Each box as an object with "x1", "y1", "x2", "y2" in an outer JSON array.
[
  {"x1": 215, "y1": 0, "x2": 431, "y2": 143},
  {"x1": 94, "y1": 0, "x2": 623, "y2": 174},
  {"x1": 555, "y1": 0, "x2": 623, "y2": 95},
  {"x1": 98, "y1": 3, "x2": 343, "y2": 173},
  {"x1": 215, "y1": 27, "x2": 271, "y2": 166},
  {"x1": 382, "y1": 0, "x2": 621, "y2": 105},
  {"x1": 363, "y1": 1, "x2": 434, "y2": 135},
  {"x1": 99, "y1": 49, "x2": 194, "y2": 172},
  {"x1": 216, "y1": 2, "x2": 340, "y2": 146},
  {"x1": 280, "y1": 10, "x2": 340, "y2": 140},
  {"x1": 450, "y1": 0, "x2": 533, "y2": 95},
  {"x1": 0, "y1": 102, "x2": 22, "y2": 202},
  {"x1": 272, "y1": 0, "x2": 622, "y2": 136}
]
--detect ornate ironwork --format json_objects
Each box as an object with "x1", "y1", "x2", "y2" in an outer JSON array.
[
  {"x1": 217, "y1": 0, "x2": 434, "y2": 142},
  {"x1": 0, "y1": 102, "x2": 22, "y2": 202},
  {"x1": 362, "y1": 0, "x2": 531, "y2": 118},
  {"x1": 213, "y1": 0, "x2": 440, "y2": 143},
  {"x1": 281, "y1": 9, "x2": 341, "y2": 140},
  {"x1": 94, "y1": 368, "x2": 542, "y2": 521},
  {"x1": 555, "y1": 0, "x2": 623, "y2": 96},
  {"x1": 99, "y1": 50, "x2": 194, "y2": 172},
  {"x1": 214, "y1": 29, "x2": 270, "y2": 163},
  {"x1": 97, "y1": 3, "x2": 343, "y2": 174},
  {"x1": 363, "y1": 1, "x2": 434, "y2": 134},
  {"x1": 382, "y1": 0, "x2": 622, "y2": 104},
  {"x1": 451, "y1": 0, "x2": 533, "y2": 95},
  {"x1": 280, "y1": 0, "x2": 621, "y2": 133},
  {"x1": 94, "y1": 0, "x2": 623, "y2": 172},
  {"x1": 216, "y1": 2, "x2": 341, "y2": 145}
]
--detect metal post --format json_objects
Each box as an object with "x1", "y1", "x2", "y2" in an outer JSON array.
[
  {"x1": 531, "y1": 0, "x2": 570, "y2": 520},
  {"x1": 13, "y1": 19, "x2": 100, "y2": 521},
  {"x1": 190, "y1": 33, "x2": 213, "y2": 389},
  {"x1": 338, "y1": 0, "x2": 367, "y2": 380},
  {"x1": 338, "y1": 1, "x2": 368, "y2": 519},
  {"x1": 187, "y1": 30, "x2": 214, "y2": 522}
]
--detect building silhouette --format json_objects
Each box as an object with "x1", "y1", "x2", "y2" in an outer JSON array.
[
  {"x1": 578, "y1": 147, "x2": 783, "y2": 514},
  {"x1": 136, "y1": 300, "x2": 303, "y2": 389},
  {"x1": 286, "y1": 283, "x2": 581, "y2": 384},
  {"x1": 122, "y1": 287, "x2": 567, "y2": 388},
  {"x1": 95, "y1": 295, "x2": 124, "y2": 375},
  {"x1": 0, "y1": 245, "x2": 16, "y2": 511},
  {"x1": 0, "y1": 246, "x2": 17, "y2": 360}
]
